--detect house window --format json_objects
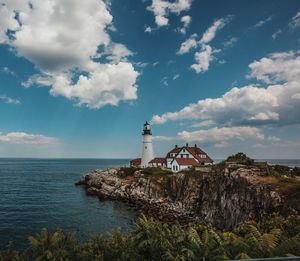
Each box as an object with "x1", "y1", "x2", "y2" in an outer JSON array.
[
  {"x1": 183, "y1": 149, "x2": 185, "y2": 152},
  {"x1": 181, "y1": 155, "x2": 183, "y2": 158}
]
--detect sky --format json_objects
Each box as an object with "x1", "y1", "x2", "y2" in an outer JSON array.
[{"x1": 0, "y1": 0, "x2": 300, "y2": 159}]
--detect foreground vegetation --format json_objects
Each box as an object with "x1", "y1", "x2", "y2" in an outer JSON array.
[{"x1": 1, "y1": 215, "x2": 299, "y2": 261}]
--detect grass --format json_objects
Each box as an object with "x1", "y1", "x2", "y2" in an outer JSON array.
[{"x1": 142, "y1": 167, "x2": 173, "y2": 176}]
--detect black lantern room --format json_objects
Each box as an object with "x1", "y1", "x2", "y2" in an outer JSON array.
[{"x1": 142, "y1": 121, "x2": 152, "y2": 135}]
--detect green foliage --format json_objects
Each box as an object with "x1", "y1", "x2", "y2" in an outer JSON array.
[
  {"x1": 25, "y1": 228, "x2": 78, "y2": 261},
  {"x1": 1, "y1": 215, "x2": 300, "y2": 260},
  {"x1": 292, "y1": 167, "x2": 300, "y2": 176},
  {"x1": 211, "y1": 160, "x2": 227, "y2": 172},
  {"x1": 226, "y1": 152, "x2": 254, "y2": 165},
  {"x1": 269, "y1": 164, "x2": 294, "y2": 178},
  {"x1": 142, "y1": 167, "x2": 173, "y2": 176},
  {"x1": 180, "y1": 167, "x2": 204, "y2": 177}
]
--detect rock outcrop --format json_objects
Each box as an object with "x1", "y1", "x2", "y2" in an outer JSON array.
[{"x1": 76, "y1": 165, "x2": 298, "y2": 229}]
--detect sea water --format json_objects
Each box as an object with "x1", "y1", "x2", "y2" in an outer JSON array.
[
  {"x1": 0, "y1": 158, "x2": 136, "y2": 250},
  {"x1": 0, "y1": 158, "x2": 299, "y2": 250}
]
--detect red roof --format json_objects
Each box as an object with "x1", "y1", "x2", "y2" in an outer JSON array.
[
  {"x1": 188, "y1": 146, "x2": 213, "y2": 163},
  {"x1": 185, "y1": 146, "x2": 205, "y2": 155},
  {"x1": 173, "y1": 158, "x2": 199, "y2": 166},
  {"x1": 130, "y1": 158, "x2": 141, "y2": 166},
  {"x1": 165, "y1": 146, "x2": 181, "y2": 158},
  {"x1": 194, "y1": 154, "x2": 214, "y2": 163},
  {"x1": 149, "y1": 157, "x2": 166, "y2": 164},
  {"x1": 166, "y1": 145, "x2": 213, "y2": 164}
]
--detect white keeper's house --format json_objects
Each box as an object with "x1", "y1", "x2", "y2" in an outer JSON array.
[{"x1": 130, "y1": 122, "x2": 214, "y2": 172}]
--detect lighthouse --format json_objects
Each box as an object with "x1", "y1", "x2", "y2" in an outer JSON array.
[{"x1": 141, "y1": 121, "x2": 154, "y2": 168}]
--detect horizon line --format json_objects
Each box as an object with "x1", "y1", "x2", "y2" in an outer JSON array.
[{"x1": 0, "y1": 157, "x2": 299, "y2": 160}]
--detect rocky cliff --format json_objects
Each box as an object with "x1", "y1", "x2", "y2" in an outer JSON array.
[{"x1": 76, "y1": 165, "x2": 299, "y2": 229}]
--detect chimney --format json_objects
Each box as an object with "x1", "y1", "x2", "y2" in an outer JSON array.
[
  {"x1": 175, "y1": 145, "x2": 178, "y2": 148},
  {"x1": 186, "y1": 143, "x2": 188, "y2": 147},
  {"x1": 195, "y1": 144, "x2": 197, "y2": 148}
]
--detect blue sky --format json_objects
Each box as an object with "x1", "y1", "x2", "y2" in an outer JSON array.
[{"x1": 0, "y1": 0, "x2": 300, "y2": 159}]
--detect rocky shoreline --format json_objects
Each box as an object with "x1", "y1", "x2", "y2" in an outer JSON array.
[{"x1": 76, "y1": 165, "x2": 299, "y2": 229}]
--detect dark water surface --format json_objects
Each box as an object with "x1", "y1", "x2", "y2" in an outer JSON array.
[{"x1": 0, "y1": 158, "x2": 136, "y2": 250}]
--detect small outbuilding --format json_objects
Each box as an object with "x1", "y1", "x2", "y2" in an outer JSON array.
[
  {"x1": 170, "y1": 158, "x2": 199, "y2": 172},
  {"x1": 130, "y1": 158, "x2": 141, "y2": 167},
  {"x1": 149, "y1": 157, "x2": 166, "y2": 168}
]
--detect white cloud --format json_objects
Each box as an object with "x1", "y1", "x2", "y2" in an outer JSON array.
[
  {"x1": 22, "y1": 74, "x2": 53, "y2": 88},
  {"x1": 0, "y1": 1, "x2": 26, "y2": 43},
  {"x1": 253, "y1": 16, "x2": 273, "y2": 28},
  {"x1": 191, "y1": 44, "x2": 213, "y2": 73},
  {"x1": 153, "y1": 135, "x2": 174, "y2": 141},
  {"x1": 135, "y1": 62, "x2": 148, "y2": 68},
  {"x1": 147, "y1": 0, "x2": 193, "y2": 27},
  {"x1": 152, "y1": 50, "x2": 300, "y2": 127},
  {"x1": 145, "y1": 26, "x2": 152, "y2": 33},
  {"x1": 178, "y1": 126, "x2": 264, "y2": 144},
  {"x1": 0, "y1": 132, "x2": 58, "y2": 145},
  {"x1": 191, "y1": 120, "x2": 215, "y2": 128},
  {"x1": 154, "y1": 126, "x2": 264, "y2": 147},
  {"x1": 200, "y1": 18, "x2": 228, "y2": 44},
  {"x1": 272, "y1": 29, "x2": 282, "y2": 39},
  {"x1": 177, "y1": 15, "x2": 191, "y2": 34},
  {"x1": 267, "y1": 136, "x2": 280, "y2": 142},
  {"x1": 161, "y1": 76, "x2": 168, "y2": 86},
  {"x1": 177, "y1": 17, "x2": 230, "y2": 74},
  {"x1": 1, "y1": 67, "x2": 15, "y2": 76},
  {"x1": 104, "y1": 43, "x2": 134, "y2": 63},
  {"x1": 292, "y1": 93, "x2": 300, "y2": 100},
  {"x1": 247, "y1": 51, "x2": 300, "y2": 84},
  {"x1": 0, "y1": 95, "x2": 21, "y2": 105},
  {"x1": 223, "y1": 37, "x2": 238, "y2": 48},
  {"x1": 181, "y1": 15, "x2": 191, "y2": 27},
  {"x1": 289, "y1": 11, "x2": 300, "y2": 28},
  {"x1": 0, "y1": 0, "x2": 139, "y2": 109},
  {"x1": 173, "y1": 74, "x2": 180, "y2": 80},
  {"x1": 49, "y1": 63, "x2": 138, "y2": 108},
  {"x1": 177, "y1": 33, "x2": 198, "y2": 55}
]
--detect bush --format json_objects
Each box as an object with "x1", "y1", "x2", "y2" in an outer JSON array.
[
  {"x1": 292, "y1": 167, "x2": 300, "y2": 176},
  {"x1": 181, "y1": 166, "x2": 204, "y2": 177},
  {"x1": 1, "y1": 215, "x2": 299, "y2": 260},
  {"x1": 226, "y1": 152, "x2": 254, "y2": 165},
  {"x1": 142, "y1": 167, "x2": 173, "y2": 176},
  {"x1": 212, "y1": 160, "x2": 226, "y2": 171}
]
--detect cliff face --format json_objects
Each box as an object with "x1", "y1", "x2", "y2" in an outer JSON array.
[{"x1": 76, "y1": 166, "x2": 298, "y2": 229}]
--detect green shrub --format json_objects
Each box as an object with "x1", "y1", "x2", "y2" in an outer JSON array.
[
  {"x1": 1, "y1": 215, "x2": 299, "y2": 260},
  {"x1": 181, "y1": 167, "x2": 204, "y2": 177},
  {"x1": 142, "y1": 167, "x2": 173, "y2": 176},
  {"x1": 212, "y1": 160, "x2": 227, "y2": 172},
  {"x1": 292, "y1": 167, "x2": 300, "y2": 176},
  {"x1": 226, "y1": 152, "x2": 254, "y2": 165}
]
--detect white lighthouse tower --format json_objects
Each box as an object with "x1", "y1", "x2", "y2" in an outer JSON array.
[{"x1": 141, "y1": 121, "x2": 154, "y2": 168}]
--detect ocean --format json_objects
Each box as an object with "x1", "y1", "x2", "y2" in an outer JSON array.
[
  {"x1": 0, "y1": 158, "x2": 299, "y2": 250},
  {"x1": 0, "y1": 158, "x2": 136, "y2": 250}
]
